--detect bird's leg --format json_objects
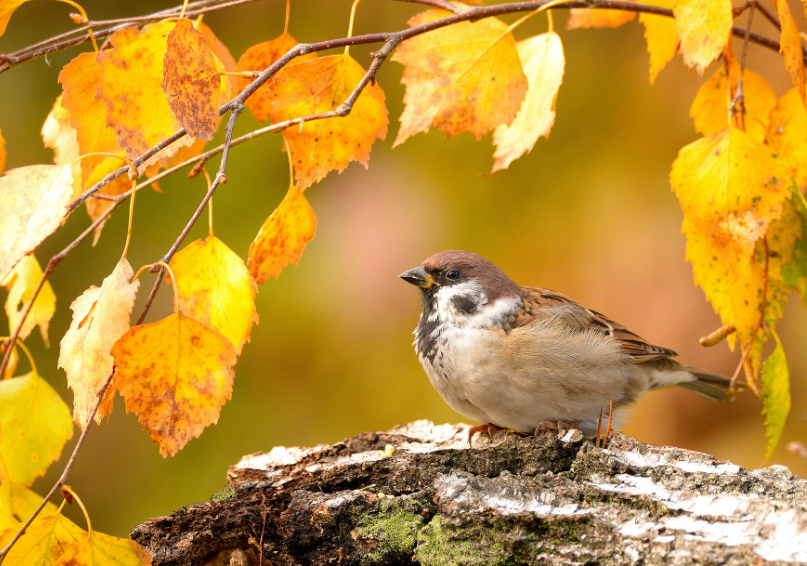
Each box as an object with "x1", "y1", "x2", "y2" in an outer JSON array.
[
  {"x1": 467, "y1": 423, "x2": 505, "y2": 446},
  {"x1": 535, "y1": 420, "x2": 582, "y2": 436}
]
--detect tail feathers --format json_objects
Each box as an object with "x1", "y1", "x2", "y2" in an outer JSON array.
[{"x1": 647, "y1": 361, "x2": 733, "y2": 401}]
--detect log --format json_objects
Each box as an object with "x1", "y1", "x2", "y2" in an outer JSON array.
[{"x1": 131, "y1": 420, "x2": 807, "y2": 565}]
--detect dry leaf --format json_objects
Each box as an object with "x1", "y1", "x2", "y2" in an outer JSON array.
[
  {"x1": 248, "y1": 185, "x2": 317, "y2": 283},
  {"x1": 690, "y1": 61, "x2": 776, "y2": 143},
  {"x1": 392, "y1": 8, "x2": 527, "y2": 145},
  {"x1": 58, "y1": 259, "x2": 139, "y2": 429},
  {"x1": 236, "y1": 32, "x2": 316, "y2": 122},
  {"x1": 773, "y1": 0, "x2": 805, "y2": 104},
  {"x1": 111, "y1": 313, "x2": 236, "y2": 457},
  {"x1": 673, "y1": 0, "x2": 732, "y2": 74},
  {"x1": 492, "y1": 32, "x2": 564, "y2": 172},
  {"x1": 639, "y1": 0, "x2": 678, "y2": 84},
  {"x1": 0, "y1": 512, "x2": 83, "y2": 564},
  {"x1": 97, "y1": 22, "x2": 194, "y2": 167},
  {"x1": 769, "y1": 88, "x2": 807, "y2": 191},
  {"x1": 54, "y1": 528, "x2": 152, "y2": 566},
  {"x1": 0, "y1": 371, "x2": 73, "y2": 486},
  {"x1": 267, "y1": 54, "x2": 388, "y2": 189},
  {"x1": 162, "y1": 18, "x2": 221, "y2": 140},
  {"x1": 2, "y1": 254, "x2": 56, "y2": 345},
  {"x1": 0, "y1": 164, "x2": 73, "y2": 282},
  {"x1": 41, "y1": 97, "x2": 83, "y2": 200},
  {"x1": 168, "y1": 237, "x2": 258, "y2": 354},
  {"x1": 567, "y1": 9, "x2": 636, "y2": 29}
]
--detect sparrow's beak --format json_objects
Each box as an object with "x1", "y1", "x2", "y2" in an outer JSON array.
[{"x1": 399, "y1": 266, "x2": 436, "y2": 289}]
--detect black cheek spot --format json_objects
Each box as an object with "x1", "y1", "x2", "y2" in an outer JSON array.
[{"x1": 452, "y1": 296, "x2": 478, "y2": 314}]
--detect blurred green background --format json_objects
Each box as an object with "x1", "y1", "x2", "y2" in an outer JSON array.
[{"x1": 2, "y1": 0, "x2": 806, "y2": 538}]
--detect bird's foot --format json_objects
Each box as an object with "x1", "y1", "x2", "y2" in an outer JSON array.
[
  {"x1": 535, "y1": 420, "x2": 582, "y2": 437},
  {"x1": 467, "y1": 423, "x2": 505, "y2": 447}
]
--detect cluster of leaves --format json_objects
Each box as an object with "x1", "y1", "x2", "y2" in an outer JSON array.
[{"x1": 0, "y1": 0, "x2": 805, "y2": 562}]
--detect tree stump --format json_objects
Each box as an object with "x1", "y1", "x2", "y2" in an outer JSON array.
[{"x1": 131, "y1": 420, "x2": 807, "y2": 565}]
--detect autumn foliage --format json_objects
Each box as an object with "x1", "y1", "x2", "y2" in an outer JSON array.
[{"x1": 0, "y1": 0, "x2": 806, "y2": 563}]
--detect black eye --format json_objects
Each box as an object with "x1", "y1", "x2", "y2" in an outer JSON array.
[{"x1": 446, "y1": 269, "x2": 461, "y2": 280}]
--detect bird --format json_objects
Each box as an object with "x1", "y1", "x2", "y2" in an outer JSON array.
[{"x1": 399, "y1": 250, "x2": 733, "y2": 439}]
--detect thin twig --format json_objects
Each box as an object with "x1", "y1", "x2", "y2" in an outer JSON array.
[{"x1": 0, "y1": 371, "x2": 116, "y2": 564}]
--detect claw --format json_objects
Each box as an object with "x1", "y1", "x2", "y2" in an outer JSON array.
[{"x1": 467, "y1": 423, "x2": 505, "y2": 446}]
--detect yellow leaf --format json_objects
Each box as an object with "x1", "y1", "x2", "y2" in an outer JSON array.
[
  {"x1": 567, "y1": 9, "x2": 636, "y2": 29},
  {"x1": 248, "y1": 185, "x2": 317, "y2": 284},
  {"x1": 267, "y1": 54, "x2": 388, "y2": 189},
  {"x1": 111, "y1": 313, "x2": 236, "y2": 457},
  {"x1": 392, "y1": 8, "x2": 527, "y2": 145},
  {"x1": 761, "y1": 331, "x2": 790, "y2": 460},
  {"x1": 2, "y1": 254, "x2": 56, "y2": 346},
  {"x1": 54, "y1": 528, "x2": 152, "y2": 566},
  {"x1": 97, "y1": 22, "x2": 194, "y2": 167},
  {"x1": 236, "y1": 32, "x2": 316, "y2": 122},
  {"x1": 0, "y1": 0, "x2": 28, "y2": 37},
  {"x1": 0, "y1": 371, "x2": 73, "y2": 486},
  {"x1": 780, "y1": 188, "x2": 807, "y2": 304},
  {"x1": 773, "y1": 0, "x2": 805, "y2": 105},
  {"x1": 0, "y1": 473, "x2": 57, "y2": 523},
  {"x1": 690, "y1": 62, "x2": 776, "y2": 143},
  {"x1": 492, "y1": 32, "x2": 564, "y2": 172},
  {"x1": 671, "y1": 128, "x2": 790, "y2": 350},
  {"x1": 0, "y1": 164, "x2": 73, "y2": 282},
  {"x1": 673, "y1": 0, "x2": 731, "y2": 74},
  {"x1": 162, "y1": 19, "x2": 221, "y2": 141},
  {"x1": 639, "y1": 0, "x2": 678, "y2": 84},
  {"x1": 769, "y1": 88, "x2": 807, "y2": 191},
  {"x1": 168, "y1": 237, "x2": 258, "y2": 354},
  {"x1": 0, "y1": 512, "x2": 84, "y2": 565},
  {"x1": 58, "y1": 259, "x2": 139, "y2": 429},
  {"x1": 41, "y1": 97, "x2": 83, "y2": 200}
]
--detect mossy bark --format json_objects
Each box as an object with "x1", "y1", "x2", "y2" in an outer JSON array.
[{"x1": 131, "y1": 421, "x2": 807, "y2": 565}]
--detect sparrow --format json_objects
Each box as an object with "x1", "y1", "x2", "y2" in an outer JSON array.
[{"x1": 399, "y1": 250, "x2": 732, "y2": 438}]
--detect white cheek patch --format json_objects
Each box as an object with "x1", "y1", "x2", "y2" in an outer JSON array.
[{"x1": 428, "y1": 281, "x2": 521, "y2": 329}]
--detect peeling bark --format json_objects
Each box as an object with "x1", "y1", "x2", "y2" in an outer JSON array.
[{"x1": 131, "y1": 420, "x2": 807, "y2": 565}]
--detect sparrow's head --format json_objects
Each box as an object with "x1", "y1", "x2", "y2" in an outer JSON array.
[{"x1": 399, "y1": 250, "x2": 521, "y2": 325}]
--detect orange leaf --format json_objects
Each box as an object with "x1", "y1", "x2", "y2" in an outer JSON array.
[
  {"x1": 639, "y1": 0, "x2": 678, "y2": 84},
  {"x1": 162, "y1": 19, "x2": 221, "y2": 141},
  {"x1": 97, "y1": 22, "x2": 194, "y2": 166},
  {"x1": 392, "y1": 8, "x2": 527, "y2": 145},
  {"x1": 2, "y1": 254, "x2": 56, "y2": 346},
  {"x1": 492, "y1": 32, "x2": 564, "y2": 172},
  {"x1": 236, "y1": 32, "x2": 316, "y2": 122},
  {"x1": 690, "y1": 61, "x2": 776, "y2": 143},
  {"x1": 773, "y1": 0, "x2": 805, "y2": 105},
  {"x1": 58, "y1": 259, "x2": 139, "y2": 429},
  {"x1": 248, "y1": 185, "x2": 317, "y2": 283},
  {"x1": 567, "y1": 9, "x2": 636, "y2": 29},
  {"x1": 769, "y1": 88, "x2": 807, "y2": 191},
  {"x1": 168, "y1": 237, "x2": 258, "y2": 354},
  {"x1": 41, "y1": 97, "x2": 83, "y2": 200},
  {"x1": 0, "y1": 0, "x2": 27, "y2": 37},
  {"x1": 0, "y1": 370, "x2": 73, "y2": 486},
  {"x1": 0, "y1": 513, "x2": 84, "y2": 564},
  {"x1": 0, "y1": 164, "x2": 73, "y2": 281},
  {"x1": 111, "y1": 313, "x2": 236, "y2": 457},
  {"x1": 0, "y1": 127, "x2": 5, "y2": 173},
  {"x1": 673, "y1": 0, "x2": 731, "y2": 74},
  {"x1": 267, "y1": 54, "x2": 388, "y2": 189},
  {"x1": 59, "y1": 52, "x2": 122, "y2": 187},
  {"x1": 54, "y1": 528, "x2": 152, "y2": 566},
  {"x1": 671, "y1": 128, "x2": 790, "y2": 348}
]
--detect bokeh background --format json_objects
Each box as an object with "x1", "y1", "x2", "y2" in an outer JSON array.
[{"x1": 2, "y1": 0, "x2": 806, "y2": 538}]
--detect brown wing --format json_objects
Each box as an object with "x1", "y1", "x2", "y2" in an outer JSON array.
[{"x1": 511, "y1": 287, "x2": 678, "y2": 362}]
